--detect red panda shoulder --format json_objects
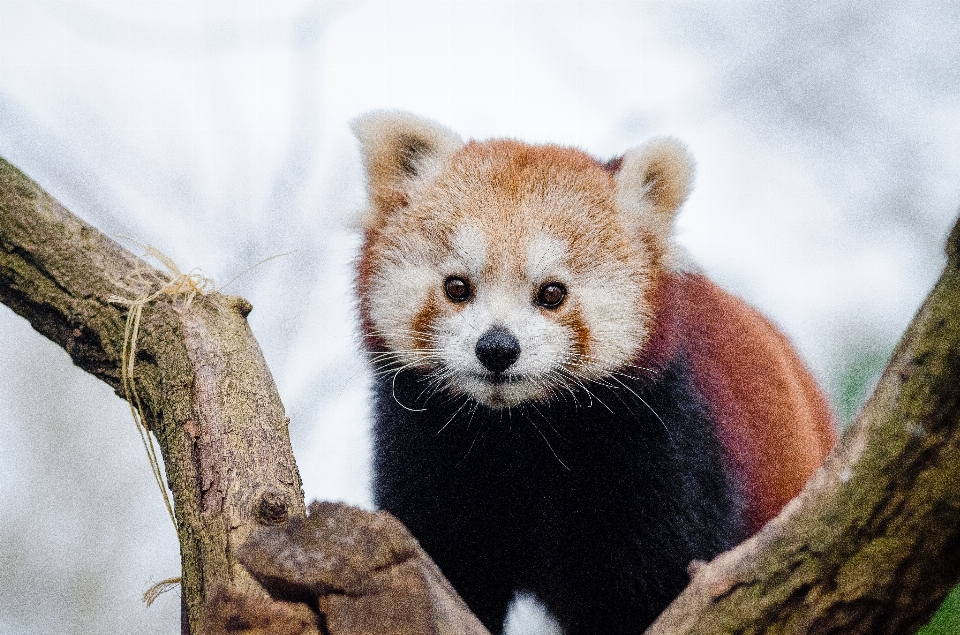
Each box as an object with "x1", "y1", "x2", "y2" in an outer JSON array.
[{"x1": 640, "y1": 272, "x2": 836, "y2": 533}]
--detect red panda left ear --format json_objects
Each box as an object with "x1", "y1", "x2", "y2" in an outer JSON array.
[
  {"x1": 614, "y1": 137, "x2": 695, "y2": 243},
  {"x1": 352, "y1": 110, "x2": 463, "y2": 230}
]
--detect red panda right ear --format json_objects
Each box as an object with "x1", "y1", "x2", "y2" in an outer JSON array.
[
  {"x1": 614, "y1": 137, "x2": 695, "y2": 244},
  {"x1": 352, "y1": 110, "x2": 464, "y2": 230}
]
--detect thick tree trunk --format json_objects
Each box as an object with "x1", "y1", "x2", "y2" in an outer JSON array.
[{"x1": 3, "y1": 154, "x2": 960, "y2": 633}]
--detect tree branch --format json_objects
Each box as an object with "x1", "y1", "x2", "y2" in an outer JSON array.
[
  {"x1": 224, "y1": 501, "x2": 491, "y2": 635},
  {"x1": 648, "y1": 215, "x2": 960, "y2": 634},
  {"x1": 0, "y1": 157, "x2": 306, "y2": 634},
  {"x1": 4, "y1": 152, "x2": 960, "y2": 633}
]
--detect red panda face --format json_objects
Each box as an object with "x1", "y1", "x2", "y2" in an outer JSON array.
[{"x1": 354, "y1": 112, "x2": 694, "y2": 409}]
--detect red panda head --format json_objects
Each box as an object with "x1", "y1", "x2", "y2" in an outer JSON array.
[{"x1": 353, "y1": 111, "x2": 694, "y2": 409}]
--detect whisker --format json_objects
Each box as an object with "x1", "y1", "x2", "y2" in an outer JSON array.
[
  {"x1": 436, "y1": 397, "x2": 471, "y2": 435},
  {"x1": 371, "y1": 361, "x2": 432, "y2": 378},
  {"x1": 555, "y1": 368, "x2": 614, "y2": 413},
  {"x1": 417, "y1": 367, "x2": 459, "y2": 403},
  {"x1": 522, "y1": 409, "x2": 570, "y2": 471},
  {"x1": 369, "y1": 353, "x2": 442, "y2": 374},
  {"x1": 456, "y1": 403, "x2": 485, "y2": 466},
  {"x1": 558, "y1": 350, "x2": 659, "y2": 379},
  {"x1": 368, "y1": 349, "x2": 445, "y2": 358},
  {"x1": 545, "y1": 370, "x2": 583, "y2": 406},
  {"x1": 607, "y1": 374, "x2": 674, "y2": 444},
  {"x1": 527, "y1": 401, "x2": 568, "y2": 444},
  {"x1": 365, "y1": 330, "x2": 434, "y2": 337},
  {"x1": 390, "y1": 364, "x2": 429, "y2": 412}
]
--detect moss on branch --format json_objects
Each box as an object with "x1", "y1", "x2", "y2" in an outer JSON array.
[{"x1": 5, "y1": 153, "x2": 960, "y2": 633}]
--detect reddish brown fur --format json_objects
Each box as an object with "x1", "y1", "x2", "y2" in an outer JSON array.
[
  {"x1": 410, "y1": 293, "x2": 441, "y2": 351},
  {"x1": 445, "y1": 141, "x2": 632, "y2": 273},
  {"x1": 638, "y1": 272, "x2": 836, "y2": 532},
  {"x1": 602, "y1": 156, "x2": 624, "y2": 172},
  {"x1": 557, "y1": 305, "x2": 592, "y2": 362},
  {"x1": 359, "y1": 139, "x2": 662, "y2": 377},
  {"x1": 361, "y1": 140, "x2": 663, "y2": 291},
  {"x1": 356, "y1": 121, "x2": 834, "y2": 532},
  {"x1": 356, "y1": 229, "x2": 387, "y2": 351}
]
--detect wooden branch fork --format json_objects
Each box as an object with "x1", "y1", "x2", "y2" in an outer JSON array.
[{"x1": 2, "y1": 155, "x2": 960, "y2": 634}]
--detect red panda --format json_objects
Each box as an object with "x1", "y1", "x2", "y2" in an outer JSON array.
[{"x1": 352, "y1": 111, "x2": 836, "y2": 635}]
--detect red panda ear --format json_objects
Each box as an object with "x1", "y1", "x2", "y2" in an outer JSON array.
[
  {"x1": 352, "y1": 110, "x2": 463, "y2": 229},
  {"x1": 614, "y1": 137, "x2": 695, "y2": 242}
]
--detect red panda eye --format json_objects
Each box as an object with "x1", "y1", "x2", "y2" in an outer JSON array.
[
  {"x1": 444, "y1": 276, "x2": 472, "y2": 303},
  {"x1": 538, "y1": 282, "x2": 566, "y2": 308}
]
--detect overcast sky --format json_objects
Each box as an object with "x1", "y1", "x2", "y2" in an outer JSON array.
[{"x1": 1, "y1": 2, "x2": 959, "y2": 633}]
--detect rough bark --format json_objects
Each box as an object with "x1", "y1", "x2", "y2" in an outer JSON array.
[
  {"x1": 4, "y1": 152, "x2": 960, "y2": 633},
  {"x1": 647, "y1": 217, "x2": 960, "y2": 634},
  {"x1": 0, "y1": 156, "x2": 482, "y2": 635},
  {"x1": 214, "y1": 501, "x2": 491, "y2": 635},
  {"x1": 0, "y1": 157, "x2": 306, "y2": 634}
]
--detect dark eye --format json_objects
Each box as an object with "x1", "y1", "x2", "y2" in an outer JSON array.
[
  {"x1": 537, "y1": 282, "x2": 567, "y2": 308},
  {"x1": 444, "y1": 276, "x2": 472, "y2": 303}
]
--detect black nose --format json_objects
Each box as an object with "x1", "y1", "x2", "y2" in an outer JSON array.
[{"x1": 475, "y1": 327, "x2": 521, "y2": 374}]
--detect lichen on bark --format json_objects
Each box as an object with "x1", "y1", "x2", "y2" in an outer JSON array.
[
  {"x1": 4, "y1": 152, "x2": 960, "y2": 633},
  {"x1": 648, "y1": 214, "x2": 960, "y2": 634}
]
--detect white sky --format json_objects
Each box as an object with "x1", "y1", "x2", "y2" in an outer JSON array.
[{"x1": 1, "y1": 2, "x2": 958, "y2": 633}]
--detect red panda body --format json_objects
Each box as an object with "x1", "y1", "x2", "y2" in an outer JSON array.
[
  {"x1": 638, "y1": 271, "x2": 835, "y2": 534},
  {"x1": 352, "y1": 112, "x2": 835, "y2": 634}
]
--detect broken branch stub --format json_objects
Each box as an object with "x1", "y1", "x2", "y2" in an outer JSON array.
[
  {"x1": 5, "y1": 152, "x2": 960, "y2": 634},
  {"x1": 228, "y1": 501, "x2": 492, "y2": 635}
]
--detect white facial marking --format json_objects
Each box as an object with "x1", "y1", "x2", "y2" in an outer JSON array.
[
  {"x1": 365, "y1": 235, "x2": 441, "y2": 361},
  {"x1": 369, "y1": 223, "x2": 650, "y2": 409},
  {"x1": 525, "y1": 234, "x2": 566, "y2": 282},
  {"x1": 432, "y1": 282, "x2": 572, "y2": 408},
  {"x1": 366, "y1": 185, "x2": 656, "y2": 409},
  {"x1": 448, "y1": 225, "x2": 487, "y2": 278},
  {"x1": 575, "y1": 271, "x2": 646, "y2": 377},
  {"x1": 368, "y1": 262, "x2": 435, "y2": 352}
]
